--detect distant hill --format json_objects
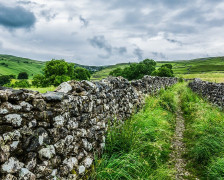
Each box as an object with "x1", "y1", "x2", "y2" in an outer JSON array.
[
  {"x1": 1, "y1": 54, "x2": 224, "y2": 80},
  {"x1": 91, "y1": 56, "x2": 224, "y2": 80},
  {"x1": 0, "y1": 54, "x2": 45, "y2": 79}
]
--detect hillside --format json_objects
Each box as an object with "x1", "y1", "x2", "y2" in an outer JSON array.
[
  {"x1": 91, "y1": 56, "x2": 224, "y2": 81},
  {"x1": 0, "y1": 54, "x2": 45, "y2": 78},
  {"x1": 1, "y1": 54, "x2": 224, "y2": 82}
]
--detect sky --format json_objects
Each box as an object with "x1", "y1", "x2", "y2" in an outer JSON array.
[{"x1": 0, "y1": 0, "x2": 224, "y2": 65}]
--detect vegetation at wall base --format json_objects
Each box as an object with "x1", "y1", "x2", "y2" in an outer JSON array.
[
  {"x1": 179, "y1": 84, "x2": 224, "y2": 179},
  {"x1": 90, "y1": 85, "x2": 178, "y2": 179}
]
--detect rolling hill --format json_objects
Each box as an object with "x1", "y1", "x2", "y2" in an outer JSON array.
[
  {"x1": 0, "y1": 54, "x2": 45, "y2": 78},
  {"x1": 1, "y1": 54, "x2": 224, "y2": 82}
]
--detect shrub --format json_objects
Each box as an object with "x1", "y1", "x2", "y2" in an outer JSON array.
[
  {"x1": 18, "y1": 72, "x2": 28, "y2": 79},
  {"x1": 0, "y1": 75, "x2": 12, "y2": 86},
  {"x1": 109, "y1": 59, "x2": 156, "y2": 80},
  {"x1": 73, "y1": 67, "x2": 91, "y2": 80}
]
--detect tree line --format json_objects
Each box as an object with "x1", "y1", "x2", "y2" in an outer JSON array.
[{"x1": 109, "y1": 59, "x2": 174, "y2": 80}]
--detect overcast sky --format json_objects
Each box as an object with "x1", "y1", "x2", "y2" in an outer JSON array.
[{"x1": 0, "y1": 0, "x2": 223, "y2": 65}]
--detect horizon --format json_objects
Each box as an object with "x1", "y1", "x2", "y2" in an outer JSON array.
[{"x1": 0, "y1": 1, "x2": 224, "y2": 65}]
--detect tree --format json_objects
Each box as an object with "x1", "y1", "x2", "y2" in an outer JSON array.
[
  {"x1": 43, "y1": 59, "x2": 75, "y2": 86},
  {"x1": 13, "y1": 80, "x2": 31, "y2": 88},
  {"x1": 0, "y1": 75, "x2": 11, "y2": 86},
  {"x1": 32, "y1": 74, "x2": 50, "y2": 88},
  {"x1": 109, "y1": 67, "x2": 123, "y2": 77},
  {"x1": 18, "y1": 72, "x2": 28, "y2": 79},
  {"x1": 152, "y1": 64, "x2": 174, "y2": 77},
  {"x1": 109, "y1": 59, "x2": 157, "y2": 80},
  {"x1": 74, "y1": 67, "x2": 91, "y2": 80}
]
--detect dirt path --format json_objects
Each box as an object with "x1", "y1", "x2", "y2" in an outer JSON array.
[{"x1": 170, "y1": 96, "x2": 192, "y2": 180}]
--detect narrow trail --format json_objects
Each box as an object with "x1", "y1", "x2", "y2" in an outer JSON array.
[{"x1": 170, "y1": 95, "x2": 192, "y2": 180}]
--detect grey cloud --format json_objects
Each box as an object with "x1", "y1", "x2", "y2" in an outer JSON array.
[
  {"x1": 89, "y1": 36, "x2": 127, "y2": 58},
  {"x1": 165, "y1": 38, "x2": 182, "y2": 46},
  {"x1": 114, "y1": 47, "x2": 127, "y2": 55},
  {"x1": 151, "y1": 52, "x2": 166, "y2": 59},
  {"x1": 89, "y1": 35, "x2": 112, "y2": 54},
  {"x1": 79, "y1": 16, "x2": 89, "y2": 27},
  {"x1": 41, "y1": 10, "x2": 57, "y2": 21},
  {"x1": 17, "y1": 1, "x2": 37, "y2": 5},
  {"x1": 133, "y1": 47, "x2": 143, "y2": 61},
  {"x1": 0, "y1": 4, "x2": 36, "y2": 29}
]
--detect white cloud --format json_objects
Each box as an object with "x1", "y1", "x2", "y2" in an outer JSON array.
[{"x1": 0, "y1": 0, "x2": 223, "y2": 65}]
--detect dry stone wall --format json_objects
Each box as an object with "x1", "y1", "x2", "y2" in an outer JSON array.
[
  {"x1": 189, "y1": 79, "x2": 224, "y2": 107},
  {"x1": 0, "y1": 76, "x2": 178, "y2": 179}
]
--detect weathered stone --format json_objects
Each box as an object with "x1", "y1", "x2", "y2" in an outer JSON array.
[
  {"x1": 42, "y1": 92, "x2": 64, "y2": 102},
  {"x1": 5, "y1": 114, "x2": 22, "y2": 127},
  {"x1": 63, "y1": 157, "x2": 78, "y2": 171},
  {"x1": 1, "y1": 157, "x2": 24, "y2": 173},
  {"x1": 83, "y1": 156, "x2": 93, "y2": 168},
  {"x1": 56, "y1": 82, "x2": 72, "y2": 93},
  {"x1": 78, "y1": 165, "x2": 85, "y2": 174},
  {"x1": 19, "y1": 168, "x2": 36, "y2": 180},
  {"x1": 38, "y1": 145, "x2": 55, "y2": 160}
]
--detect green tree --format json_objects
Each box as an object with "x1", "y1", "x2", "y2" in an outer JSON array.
[
  {"x1": 152, "y1": 65, "x2": 174, "y2": 77},
  {"x1": 109, "y1": 59, "x2": 157, "y2": 80},
  {"x1": 18, "y1": 72, "x2": 28, "y2": 79},
  {"x1": 109, "y1": 67, "x2": 123, "y2": 77},
  {"x1": 74, "y1": 67, "x2": 91, "y2": 80},
  {"x1": 0, "y1": 75, "x2": 11, "y2": 86},
  {"x1": 32, "y1": 74, "x2": 50, "y2": 88},
  {"x1": 43, "y1": 59, "x2": 74, "y2": 86}
]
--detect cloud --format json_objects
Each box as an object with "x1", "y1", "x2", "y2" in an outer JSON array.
[
  {"x1": 41, "y1": 10, "x2": 57, "y2": 21},
  {"x1": 88, "y1": 35, "x2": 127, "y2": 58},
  {"x1": 89, "y1": 35, "x2": 112, "y2": 54},
  {"x1": 133, "y1": 47, "x2": 143, "y2": 61},
  {"x1": 79, "y1": 16, "x2": 89, "y2": 27},
  {"x1": 0, "y1": 3, "x2": 36, "y2": 29},
  {"x1": 151, "y1": 52, "x2": 166, "y2": 59}
]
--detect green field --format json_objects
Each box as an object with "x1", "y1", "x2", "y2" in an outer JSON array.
[
  {"x1": 0, "y1": 54, "x2": 45, "y2": 79},
  {"x1": 91, "y1": 57, "x2": 224, "y2": 82}
]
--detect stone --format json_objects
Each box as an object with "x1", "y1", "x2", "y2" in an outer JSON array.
[
  {"x1": 83, "y1": 157, "x2": 93, "y2": 168},
  {"x1": 20, "y1": 101, "x2": 33, "y2": 111},
  {"x1": 53, "y1": 115, "x2": 65, "y2": 128},
  {"x1": 38, "y1": 145, "x2": 55, "y2": 160},
  {"x1": 78, "y1": 165, "x2": 85, "y2": 174},
  {"x1": 19, "y1": 168, "x2": 36, "y2": 180},
  {"x1": 42, "y1": 92, "x2": 64, "y2": 102},
  {"x1": 0, "y1": 108, "x2": 8, "y2": 115},
  {"x1": 63, "y1": 157, "x2": 78, "y2": 171},
  {"x1": 5, "y1": 114, "x2": 22, "y2": 127},
  {"x1": 56, "y1": 82, "x2": 72, "y2": 93},
  {"x1": 1, "y1": 157, "x2": 24, "y2": 173}
]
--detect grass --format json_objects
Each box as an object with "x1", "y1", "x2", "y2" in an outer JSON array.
[
  {"x1": 90, "y1": 85, "x2": 179, "y2": 179},
  {"x1": 14, "y1": 86, "x2": 55, "y2": 93},
  {"x1": 91, "y1": 56, "x2": 224, "y2": 82},
  {"x1": 179, "y1": 83, "x2": 224, "y2": 179},
  {"x1": 177, "y1": 73, "x2": 224, "y2": 83},
  {"x1": 0, "y1": 54, "x2": 45, "y2": 79}
]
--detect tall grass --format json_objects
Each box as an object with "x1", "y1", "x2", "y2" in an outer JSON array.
[
  {"x1": 179, "y1": 84, "x2": 224, "y2": 179},
  {"x1": 90, "y1": 85, "x2": 179, "y2": 179}
]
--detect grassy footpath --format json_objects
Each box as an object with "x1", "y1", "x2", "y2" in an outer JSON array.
[
  {"x1": 90, "y1": 85, "x2": 179, "y2": 179},
  {"x1": 179, "y1": 84, "x2": 224, "y2": 179}
]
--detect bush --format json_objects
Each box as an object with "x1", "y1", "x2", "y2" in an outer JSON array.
[
  {"x1": 18, "y1": 72, "x2": 28, "y2": 79},
  {"x1": 73, "y1": 67, "x2": 91, "y2": 80},
  {"x1": 152, "y1": 66, "x2": 174, "y2": 77},
  {"x1": 8, "y1": 80, "x2": 31, "y2": 88},
  {"x1": 109, "y1": 59, "x2": 156, "y2": 80},
  {"x1": 0, "y1": 75, "x2": 12, "y2": 86},
  {"x1": 32, "y1": 74, "x2": 50, "y2": 88}
]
